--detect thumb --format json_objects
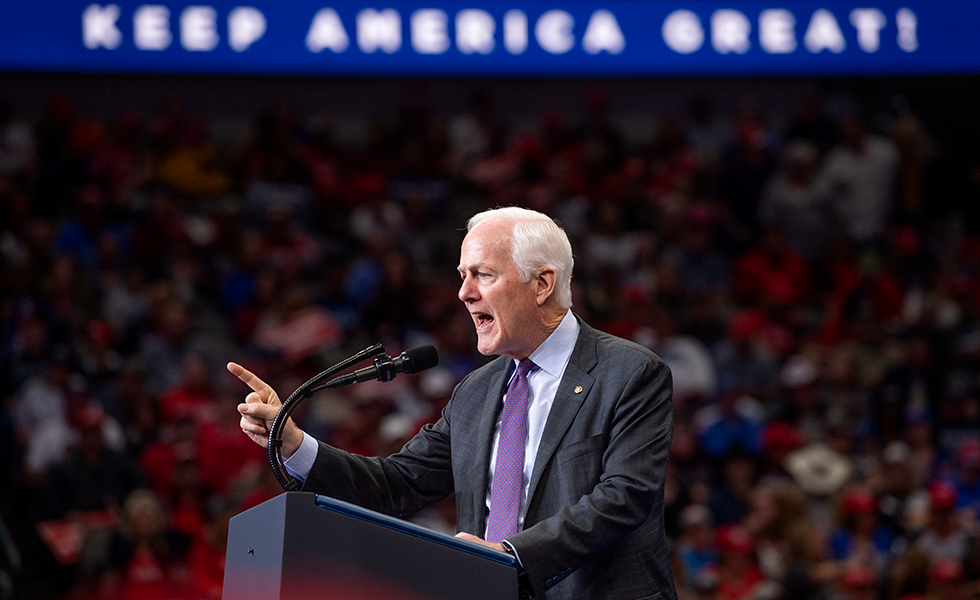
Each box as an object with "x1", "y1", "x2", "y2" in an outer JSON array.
[{"x1": 239, "y1": 403, "x2": 266, "y2": 420}]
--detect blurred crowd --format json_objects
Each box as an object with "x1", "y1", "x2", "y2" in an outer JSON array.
[{"x1": 1, "y1": 83, "x2": 980, "y2": 600}]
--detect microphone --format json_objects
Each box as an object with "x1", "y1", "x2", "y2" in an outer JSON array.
[{"x1": 319, "y1": 345, "x2": 439, "y2": 389}]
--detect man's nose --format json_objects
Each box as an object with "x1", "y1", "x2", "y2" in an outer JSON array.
[{"x1": 458, "y1": 277, "x2": 477, "y2": 302}]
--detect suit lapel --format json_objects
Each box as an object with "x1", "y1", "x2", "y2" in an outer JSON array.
[
  {"x1": 525, "y1": 318, "x2": 598, "y2": 511},
  {"x1": 467, "y1": 357, "x2": 511, "y2": 534}
]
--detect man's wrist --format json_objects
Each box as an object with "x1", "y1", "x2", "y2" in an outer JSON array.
[
  {"x1": 500, "y1": 539, "x2": 523, "y2": 569},
  {"x1": 281, "y1": 420, "x2": 303, "y2": 459},
  {"x1": 501, "y1": 539, "x2": 534, "y2": 598},
  {"x1": 283, "y1": 431, "x2": 317, "y2": 482}
]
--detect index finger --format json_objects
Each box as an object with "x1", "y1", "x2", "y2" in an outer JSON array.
[{"x1": 227, "y1": 362, "x2": 274, "y2": 396}]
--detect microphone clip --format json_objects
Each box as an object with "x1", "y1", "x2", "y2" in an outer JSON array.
[{"x1": 373, "y1": 354, "x2": 398, "y2": 383}]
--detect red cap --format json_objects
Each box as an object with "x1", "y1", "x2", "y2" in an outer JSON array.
[
  {"x1": 957, "y1": 440, "x2": 980, "y2": 468},
  {"x1": 728, "y1": 310, "x2": 763, "y2": 342},
  {"x1": 516, "y1": 134, "x2": 543, "y2": 160},
  {"x1": 841, "y1": 489, "x2": 878, "y2": 516},
  {"x1": 928, "y1": 480, "x2": 958, "y2": 510},
  {"x1": 762, "y1": 421, "x2": 805, "y2": 456},
  {"x1": 764, "y1": 274, "x2": 796, "y2": 305},
  {"x1": 687, "y1": 203, "x2": 713, "y2": 229},
  {"x1": 716, "y1": 524, "x2": 754, "y2": 555},
  {"x1": 930, "y1": 559, "x2": 964, "y2": 583},
  {"x1": 76, "y1": 405, "x2": 106, "y2": 430},
  {"x1": 842, "y1": 565, "x2": 877, "y2": 590},
  {"x1": 894, "y1": 226, "x2": 921, "y2": 257},
  {"x1": 737, "y1": 121, "x2": 766, "y2": 149},
  {"x1": 87, "y1": 320, "x2": 112, "y2": 344}
]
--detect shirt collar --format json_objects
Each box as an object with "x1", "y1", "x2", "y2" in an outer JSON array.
[{"x1": 520, "y1": 310, "x2": 579, "y2": 379}]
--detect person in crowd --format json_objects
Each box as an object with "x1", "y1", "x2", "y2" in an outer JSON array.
[
  {"x1": 951, "y1": 440, "x2": 980, "y2": 520},
  {"x1": 707, "y1": 450, "x2": 758, "y2": 526},
  {"x1": 758, "y1": 141, "x2": 830, "y2": 260},
  {"x1": 928, "y1": 559, "x2": 969, "y2": 600},
  {"x1": 103, "y1": 489, "x2": 190, "y2": 600},
  {"x1": 712, "y1": 524, "x2": 764, "y2": 600},
  {"x1": 675, "y1": 504, "x2": 719, "y2": 588},
  {"x1": 829, "y1": 488, "x2": 897, "y2": 571},
  {"x1": 36, "y1": 406, "x2": 147, "y2": 519},
  {"x1": 745, "y1": 481, "x2": 832, "y2": 599},
  {"x1": 817, "y1": 113, "x2": 899, "y2": 246},
  {"x1": 917, "y1": 481, "x2": 970, "y2": 564},
  {"x1": 878, "y1": 441, "x2": 931, "y2": 537},
  {"x1": 890, "y1": 546, "x2": 931, "y2": 600}
]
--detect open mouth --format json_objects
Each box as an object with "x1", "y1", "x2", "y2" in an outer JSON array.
[{"x1": 474, "y1": 313, "x2": 494, "y2": 331}]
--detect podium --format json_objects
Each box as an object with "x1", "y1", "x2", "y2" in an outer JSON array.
[{"x1": 222, "y1": 492, "x2": 519, "y2": 600}]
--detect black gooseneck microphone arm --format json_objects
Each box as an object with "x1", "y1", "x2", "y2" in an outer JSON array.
[{"x1": 267, "y1": 343, "x2": 385, "y2": 491}]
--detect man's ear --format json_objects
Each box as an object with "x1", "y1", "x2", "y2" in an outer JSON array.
[{"x1": 534, "y1": 268, "x2": 557, "y2": 306}]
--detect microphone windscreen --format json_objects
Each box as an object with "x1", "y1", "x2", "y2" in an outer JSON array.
[{"x1": 402, "y1": 345, "x2": 439, "y2": 374}]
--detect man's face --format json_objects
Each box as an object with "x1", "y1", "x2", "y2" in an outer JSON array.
[{"x1": 457, "y1": 222, "x2": 540, "y2": 359}]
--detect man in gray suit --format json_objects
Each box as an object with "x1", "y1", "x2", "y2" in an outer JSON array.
[{"x1": 230, "y1": 207, "x2": 675, "y2": 600}]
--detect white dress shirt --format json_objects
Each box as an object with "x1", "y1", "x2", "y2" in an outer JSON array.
[
  {"x1": 285, "y1": 310, "x2": 580, "y2": 538},
  {"x1": 484, "y1": 309, "x2": 578, "y2": 535}
]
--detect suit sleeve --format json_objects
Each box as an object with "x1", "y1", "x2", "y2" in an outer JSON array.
[
  {"x1": 506, "y1": 357, "x2": 673, "y2": 595},
  {"x1": 300, "y1": 394, "x2": 458, "y2": 517}
]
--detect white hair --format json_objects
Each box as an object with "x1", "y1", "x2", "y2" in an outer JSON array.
[{"x1": 467, "y1": 206, "x2": 574, "y2": 308}]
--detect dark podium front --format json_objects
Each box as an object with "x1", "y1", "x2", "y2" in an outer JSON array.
[{"x1": 222, "y1": 492, "x2": 519, "y2": 600}]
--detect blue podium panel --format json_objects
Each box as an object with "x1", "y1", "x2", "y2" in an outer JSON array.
[
  {"x1": 222, "y1": 492, "x2": 518, "y2": 600},
  {"x1": 2, "y1": 1, "x2": 980, "y2": 76}
]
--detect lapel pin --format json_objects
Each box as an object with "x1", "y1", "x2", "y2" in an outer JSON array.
[{"x1": 574, "y1": 385, "x2": 583, "y2": 394}]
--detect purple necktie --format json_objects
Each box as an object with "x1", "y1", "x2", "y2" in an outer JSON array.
[{"x1": 487, "y1": 358, "x2": 537, "y2": 543}]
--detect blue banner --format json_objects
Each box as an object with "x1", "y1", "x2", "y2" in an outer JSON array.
[{"x1": 1, "y1": 1, "x2": 977, "y2": 76}]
